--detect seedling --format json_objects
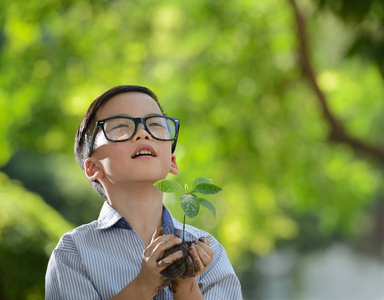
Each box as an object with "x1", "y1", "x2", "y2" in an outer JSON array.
[
  {"x1": 154, "y1": 177, "x2": 222, "y2": 282},
  {"x1": 154, "y1": 176, "x2": 222, "y2": 241}
]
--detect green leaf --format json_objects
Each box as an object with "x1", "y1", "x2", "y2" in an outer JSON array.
[
  {"x1": 199, "y1": 198, "x2": 216, "y2": 218},
  {"x1": 154, "y1": 179, "x2": 182, "y2": 193},
  {"x1": 191, "y1": 177, "x2": 213, "y2": 190},
  {"x1": 180, "y1": 194, "x2": 200, "y2": 219},
  {"x1": 192, "y1": 183, "x2": 222, "y2": 194}
]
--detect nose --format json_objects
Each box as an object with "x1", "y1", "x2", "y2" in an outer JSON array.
[{"x1": 134, "y1": 123, "x2": 152, "y2": 141}]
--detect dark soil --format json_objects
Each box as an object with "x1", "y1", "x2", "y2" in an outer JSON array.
[{"x1": 160, "y1": 241, "x2": 193, "y2": 281}]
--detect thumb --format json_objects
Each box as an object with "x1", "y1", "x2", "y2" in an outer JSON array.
[{"x1": 151, "y1": 226, "x2": 164, "y2": 243}]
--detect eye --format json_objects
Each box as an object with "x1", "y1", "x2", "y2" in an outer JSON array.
[
  {"x1": 112, "y1": 123, "x2": 130, "y2": 130},
  {"x1": 106, "y1": 124, "x2": 129, "y2": 134},
  {"x1": 105, "y1": 121, "x2": 132, "y2": 136},
  {"x1": 149, "y1": 122, "x2": 165, "y2": 128},
  {"x1": 147, "y1": 117, "x2": 168, "y2": 128}
]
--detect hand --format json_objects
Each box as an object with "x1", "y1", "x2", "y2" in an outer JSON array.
[
  {"x1": 187, "y1": 237, "x2": 214, "y2": 277},
  {"x1": 169, "y1": 238, "x2": 214, "y2": 296},
  {"x1": 137, "y1": 227, "x2": 184, "y2": 294}
]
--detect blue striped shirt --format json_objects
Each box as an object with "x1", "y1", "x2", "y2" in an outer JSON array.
[{"x1": 45, "y1": 202, "x2": 242, "y2": 299}]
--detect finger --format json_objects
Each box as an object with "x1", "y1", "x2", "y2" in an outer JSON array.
[
  {"x1": 144, "y1": 227, "x2": 165, "y2": 257},
  {"x1": 194, "y1": 244, "x2": 213, "y2": 267},
  {"x1": 152, "y1": 226, "x2": 164, "y2": 242},
  {"x1": 198, "y1": 237, "x2": 210, "y2": 246},
  {"x1": 189, "y1": 244, "x2": 204, "y2": 273},
  {"x1": 152, "y1": 236, "x2": 182, "y2": 259},
  {"x1": 196, "y1": 240, "x2": 214, "y2": 259},
  {"x1": 184, "y1": 255, "x2": 195, "y2": 278},
  {"x1": 157, "y1": 250, "x2": 183, "y2": 269}
]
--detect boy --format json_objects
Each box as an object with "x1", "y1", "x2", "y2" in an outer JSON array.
[{"x1": 45, "y1": 85, "x2": 242, "y2": 299}]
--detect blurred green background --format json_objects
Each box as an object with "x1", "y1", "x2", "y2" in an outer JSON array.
[{"x1": 1, "y1": 0, "x2": 384, "y2": 299}]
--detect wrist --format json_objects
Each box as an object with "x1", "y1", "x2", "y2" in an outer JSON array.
[
  {"x1": 110, "y1": 274, "x2": 157, "y2": 300},
  {"x1": 133, "y1": 273, "x2": 158, "y2": 299},
  {"x1": 170, "y1": 277, "x2": 199, "y2": 295}
]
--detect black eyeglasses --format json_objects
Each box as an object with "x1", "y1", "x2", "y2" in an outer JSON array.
[{"x1": 88, "y1": 115, "x2": 180, "y2": 157}]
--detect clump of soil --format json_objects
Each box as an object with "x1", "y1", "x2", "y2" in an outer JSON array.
[{"x1": 160, "y1": 241, "x2": 194, "y2": 280}]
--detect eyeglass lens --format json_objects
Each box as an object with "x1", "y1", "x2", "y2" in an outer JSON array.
[{"x1": 103, "y1": 117, "x2": 176, "y2": 141}]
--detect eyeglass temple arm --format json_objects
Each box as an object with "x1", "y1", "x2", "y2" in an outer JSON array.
[
  {"x1": 87, "y1": 124, "x2": 100, "y2": 157},
  {"x1": 171, "y1": 123, "x2": 180, "y2": 153}
]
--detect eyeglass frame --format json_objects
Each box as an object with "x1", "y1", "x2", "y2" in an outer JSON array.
[{"x1": 87, "y1": 115, "x2": 180, "y2": 157}]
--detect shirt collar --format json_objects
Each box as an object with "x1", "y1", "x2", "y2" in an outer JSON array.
[
  {"x1": 96, "y1": 202, "x2": 124, "y2": 229},
  {"x1": 161, "y1": 206, "x2": 175, "y2": 234},
  {"x1": 96, "y1": 201, "x2": 175, "y2": 234}
]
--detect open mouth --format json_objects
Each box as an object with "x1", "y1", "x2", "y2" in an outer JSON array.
[
  {"x1": 132, "y1": 150, "x2": 156, "y2": 158},
  {"x1": 131, "y1": 145, "x2": 157, "y2": 158}
]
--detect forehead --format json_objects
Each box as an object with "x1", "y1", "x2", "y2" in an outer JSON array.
[{"x1": 96, "y1": 92, "x2": 162, "y2": 120}]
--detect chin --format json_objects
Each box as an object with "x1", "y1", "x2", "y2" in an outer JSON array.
[{"x1": 130, "y1": 173, "x2": 168, "y2": 183}]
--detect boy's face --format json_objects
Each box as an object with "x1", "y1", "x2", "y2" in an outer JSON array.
[{"x1": 86, "y1": 92, "x2": 178, "y2": 188}]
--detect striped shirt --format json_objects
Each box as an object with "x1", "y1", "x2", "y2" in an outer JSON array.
[{"x1": 45, "y1": 201, "x2": 242, "y2": 299}]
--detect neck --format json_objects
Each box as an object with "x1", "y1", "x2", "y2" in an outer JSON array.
[{"x1": 106, "y1": 181, "x2": 164, "y2": 246}]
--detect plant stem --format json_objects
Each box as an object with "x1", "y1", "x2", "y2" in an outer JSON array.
[{"x1": 182, "y1": 214, "x2": 186, "y2": 242}]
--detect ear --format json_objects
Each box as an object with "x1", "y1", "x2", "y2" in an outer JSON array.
[
  {"x1": 84, "y1": 158, "x2": 105, "y2": 181},
  {"x1": 169, "y1": 154, "x2": 179, "y2": 175}
]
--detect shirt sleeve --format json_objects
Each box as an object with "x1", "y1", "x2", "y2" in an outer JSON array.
[
  {"x1": 45, "y1": 235, "x2": 101, "y2": 300},
  {"x1": 198, "y1": 237, "x2": 243, "y2": 300}
]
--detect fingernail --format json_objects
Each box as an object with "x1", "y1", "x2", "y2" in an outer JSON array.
[{"x1": 176, "y1": 237, "x2": 182, "y2": 243}]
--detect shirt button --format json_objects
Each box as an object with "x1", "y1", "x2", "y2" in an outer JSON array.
[{"x1": 121, "y1": 221, "x2": 127, "y2": 228}]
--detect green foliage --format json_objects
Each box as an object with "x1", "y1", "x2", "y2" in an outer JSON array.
[
  {"x1": 155, "y1": 177, "x2": 221, "y2": 240},
  {"x1": 154, "y1": 179, "x2": 183, "y2": 193},
  {"x1": 0, "y1": 172, "x2": 73, "y2": 299},
  {"x1": 191, "y1": 183, "x2": 223, "y2": 195},
  {"x1": 316, "y1": 0, "x2": 384, "y2": 79},
  {"x1": 199, "y1": 198, "x2": 216, "y2": 218},
  {"x1": 180, "y1": 194, "x2": 200, "y2": 219},
  {"x1": 155, "y1": 177, "x2": 221, "y2": 219},
  {"x1": 0, "y1": 0, "x2": 384, "y2": 297}
]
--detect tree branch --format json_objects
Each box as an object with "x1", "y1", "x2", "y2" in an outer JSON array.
[{"x1": 287, "y1": 0, "x2": 384, "y2": 163}]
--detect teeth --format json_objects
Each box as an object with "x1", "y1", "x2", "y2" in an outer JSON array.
[{"x1": 136, "y1": 150, "x2": 153, "y2": 156}]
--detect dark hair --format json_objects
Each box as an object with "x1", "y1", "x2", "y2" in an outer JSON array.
[{"x1": 74, "y1": 85, "x2": 164, "y2": 198}]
